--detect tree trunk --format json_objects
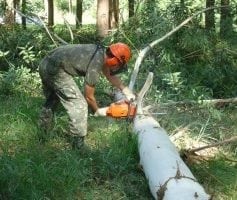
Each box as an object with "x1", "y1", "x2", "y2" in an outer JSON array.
[
  {"x1": 47, "y1": 0, "x2": 54, "y2": 28},
  {"x1": 21, "y1": 0, "x2": 26, "y2": 29},
  {"x1": 76, "y1": 0, "x2": 83, "y2": 28},
  {"x1": 133, "y1": 116, "x2": 210, "y2": 200},
  {"x1": 97, "y1": 0, "x2": 109, "y2": 38},
  {"x1": 130, "y1": 73, "x2": 210, "y2": 200},
  {"x1": 220, "y1": 0, "x2": 232, "y2": 38},
  {"x1": 205, "y1": 0, "x2": 215, "y2": 30},
  {"x1": 128, "y1": 0, "x2": 135, "y2": 18},
  {"x1": 69, "y1": 0, "x2": 73, "y2": 13},
  {"x1": 109, "y1": 0, "x2": 119, "y2": 29},
  {"x1": 4, "y1": 0, "x2": 14, "y2": 24}
]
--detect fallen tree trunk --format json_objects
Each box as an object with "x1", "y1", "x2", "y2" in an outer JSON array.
[{"x1": 133, "y1": 73, "x2": 210, "y2": 200}]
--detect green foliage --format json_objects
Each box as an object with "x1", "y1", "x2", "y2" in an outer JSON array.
[
  {"x1": 0, "y1": 66, "x2": 41, "y2": 96},
  {"x1": 115, "y1": 1, "x2": 237, "y2": 101},
  {"x1": 0, "y1": 93, "x2": 151, "y2": 199},
  {"x1": 0, "y1": 26, "x2": 52, "y2": 71}
]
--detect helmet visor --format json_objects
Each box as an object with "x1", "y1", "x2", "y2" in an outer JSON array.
[{"x1": 109, "y1": 63, "x2": 128, "y2": 76}]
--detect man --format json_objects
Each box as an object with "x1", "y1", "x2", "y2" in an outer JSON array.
[{"x1": 38, "y1": 42, "x2": 135, "y2": 149}]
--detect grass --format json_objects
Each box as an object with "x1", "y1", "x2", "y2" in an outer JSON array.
[
  {"x1": 0, "y1": 88, "x2": 236, "y2": 199},
  {"x1": 0, "y1": 93, "x2": 151, "y2": 200}
]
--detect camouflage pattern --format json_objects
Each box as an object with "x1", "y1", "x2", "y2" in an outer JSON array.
[{"x1": 38, "y1": 44, "x2": 104, "y2": 137}]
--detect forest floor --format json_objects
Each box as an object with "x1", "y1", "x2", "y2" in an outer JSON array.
[{"x1": 0, "y1": 91, "x2": 236, "y2": 200}]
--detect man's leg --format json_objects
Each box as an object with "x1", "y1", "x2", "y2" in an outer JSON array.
[
  {"x1": 38, "y1": 59, "x2": 59, "y2": 133},
  {"x1": 38, "y1": 83, "x2": 60, "y2": 134},
  {"x1": 54, "y1": 69, "x2": 88, "y2": 149}
]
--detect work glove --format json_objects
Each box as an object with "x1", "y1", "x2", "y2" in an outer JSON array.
[
  {"x1": 122, "y1": 87, "x2": 136, "y2": 101},
  {"x1": 94, "y1": 107, "x2": 109, "y2": 117}
]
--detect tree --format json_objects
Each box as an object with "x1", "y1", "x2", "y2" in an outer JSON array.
[
  {"x1": 69, "y1": 0, "x2": 73, "y2": 13},
  {"x1": 4, "y1": 0, "x2": 14, "y2": 24},
  {"x1": 128, "y1": 0, "x2": 134, "y2": 18},
  {"x1": 109, "y1": 0, "x2": 119, "y2": 28},
  {"x1": 48, "y1": 0, "x2": 54, "y2": 27},
  {"x1": 21, "y1": 0, "x2": 26, "y2": 29},
  {"x1": 76, "y1": 0, "x2": 83, "y2": 28},
  {"x1": 205, "y1": 0, "x2": 215, "y2": 30},
  {"x1": 220, "y1": 0, "x2": 232, "y2": 38},
  {"x1": 97, "y1": 0, "x2": 110, "y2": 37}
]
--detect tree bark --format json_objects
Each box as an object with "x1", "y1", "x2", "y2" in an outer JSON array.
[
  {"x1": 21, "y1": 0, "x2": 26, "y2": 29},
  {"x1": 109, "y1": 0, "x2": 119, "y2": 28},
  {"x1": 97, "y1": 0, "x2": 109, "y2": 37},
  {"x1": 132, "y1": 73, "x2": 210, "y2": 200},
  {"x1": 76, "y1": 0, "x2": 83, "y2": 28},
  {"x1": 220, "y1": 0, "x2": 232, "y2": 38},
  {"x1": 47, "y1": 0, "x2": 54, "y2": 28},
  {"x1": 205, "y1": 0, "x2": 215, "y2": 30},
  {"x1": 4, "y1": 0, "x2": 14, "y2": 24},
  {"x1": 128, "y1": 0, "x2": 135, "y2": 18}
]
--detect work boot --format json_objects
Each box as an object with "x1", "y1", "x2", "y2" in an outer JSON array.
[
  {"x1": 71, "y1": 136, "x2": 85, "y2": 150},
  {"x1": 38, "y1": 107, "x2": 54, "y2": 142},
  {"x1": 38, "y1": 107, "x2": 54, "y2": 132}
]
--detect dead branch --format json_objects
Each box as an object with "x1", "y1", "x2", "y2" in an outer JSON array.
[
  {"x1": 62, "y1": 16, "x2": 74, "y2": 43},
  {"x1": 188, "y1": 136, "x2": 237, "y2": 154},
  {"x1": 159, "y1": 97, "x2": 237, "y2": 107},
  {"x1": 13, "y1": 8, "x2": 68, "y2": 46},
  {"x1": 136, "y1": 72, "x2": 154, "y2": 114}
]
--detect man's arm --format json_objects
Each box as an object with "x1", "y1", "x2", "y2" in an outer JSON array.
[
  {"x1": 84, "y1": 84, "x2": 98, "y2": 112},
  {"x1": 102, "y1": 65, "x2": 136, "y2": 101},
  {"x1": 102, "y1": 65, "x2": 125, "y2": 90}
]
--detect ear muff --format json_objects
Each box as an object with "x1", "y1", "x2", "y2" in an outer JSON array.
[{"x1": 105, "y1": 57, "x2": 120, "y2": 67}]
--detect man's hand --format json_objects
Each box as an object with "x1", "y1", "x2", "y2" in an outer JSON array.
[
  {"x1": 94, "y1": 107, "x2": 109, "y2": 117},
  {"x1": 122, "y1": 87, "x2": 136, "y2": 101}
]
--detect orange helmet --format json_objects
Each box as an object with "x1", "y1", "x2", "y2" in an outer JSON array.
[{"x1": 109, "y1": 42, "x2": 131, "y2": 63}]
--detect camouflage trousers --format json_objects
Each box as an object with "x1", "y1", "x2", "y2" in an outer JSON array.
[{"x1": 38, "y1": 58, "x2": 88, "y2": 137}]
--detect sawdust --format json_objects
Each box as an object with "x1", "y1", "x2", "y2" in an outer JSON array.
[{"x1": 170, "y1": 126, "x2": 219, "y2": 163}]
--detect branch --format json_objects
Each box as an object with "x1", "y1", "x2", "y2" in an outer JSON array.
[
  {"x1": 13, "y1": 8, "x2": 68, "y2": 46},
  {"x1": 188, "y1": 136, "x2": 237, "y2": 154},
  {"x1": 128, "y1": 6, "x2": 229, "y2": 91},
  {"x1": 37, "y1": 15, "x2": 58, "y2": 47},
  {"x1": 62, "y1": 15, "x2": 74, "y2": 43},
  {"x1": 159, "y1": 97, "x2": 237, "y2": 107},
  {"x1": 136, "y1": 72, "x2": 153, "y2": 114}
]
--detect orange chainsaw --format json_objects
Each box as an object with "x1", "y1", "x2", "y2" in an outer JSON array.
[{"x1": 106, "y1": 101, "x2": 137, "y2": 119}]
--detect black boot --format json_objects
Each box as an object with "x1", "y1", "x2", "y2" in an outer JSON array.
[{"x1": 38, "y1": 107, "x2": 54, "y2": 142}]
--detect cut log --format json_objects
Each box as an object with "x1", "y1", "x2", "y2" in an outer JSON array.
[{"x1": 133, "y1": 73, "x2": 210, "y2": 200}]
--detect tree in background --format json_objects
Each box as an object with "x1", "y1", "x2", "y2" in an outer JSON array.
[
  {"x1": 205, "y1": 0, "x2": 215, "y2": 30},
  {"x1": 3, "y1": 0, "x2": 14, "y2": 24},
  {"x1": 220, "y1": 0, "x2": 233, "y2": 38},
  {"x1": 76, "y1": 0, "x2": 83, "y2": 28},
  {"x1": 97, "y1": 0, "x2": 110, "y2": 37},
  {"x1": 47, "y1": 0, "x2": 54, "y2": 27},
  {"x1": 21, "y1": 0, "x2": 26, "y2": 29},
  {"x1": 128, "y1": 0, "x2": 134, "y2": 18},
  {"x1": 109, "y1": 0, "x2": 119, "y2": 29}
]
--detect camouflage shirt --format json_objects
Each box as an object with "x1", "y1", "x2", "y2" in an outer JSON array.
[{"x1": 44, "y1": 44, "x2": 104, "y2": 86}]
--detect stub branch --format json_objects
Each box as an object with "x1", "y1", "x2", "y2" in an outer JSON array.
[{"x1": 136, "y1": 72, "x2": 154, "y2": 115}]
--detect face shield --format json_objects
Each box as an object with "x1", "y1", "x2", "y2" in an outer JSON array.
[{"x1": 109, "y1": 62, "x2": 128, "y2": 76}]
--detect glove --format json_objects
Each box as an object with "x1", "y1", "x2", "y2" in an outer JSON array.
[
  {"x1": 122, "y1": 87, "x2": 136, "y2": 101},
  {"x1": 94, "y1": 107, "x2": 109, "y2": 117}
]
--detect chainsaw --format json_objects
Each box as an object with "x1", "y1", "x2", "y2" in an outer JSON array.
[{"x1": 106, "y1": 101, "x2": 137, "y2": 119}]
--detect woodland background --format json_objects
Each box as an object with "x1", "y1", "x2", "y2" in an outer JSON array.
[{"x1": 0, "y1": 0, "x2": 236, "y2": 199}]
